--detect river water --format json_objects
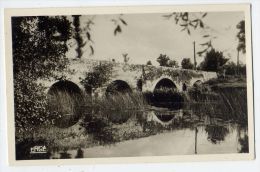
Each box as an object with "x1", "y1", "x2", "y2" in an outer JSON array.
[{"x1": 49, "y1": 108, "x2": 248, "y2": 159}]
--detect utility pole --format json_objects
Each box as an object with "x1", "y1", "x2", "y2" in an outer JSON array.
[
  {"x1": 193, "y1": 41, "x2": 197, "y2": 70},
  {"x1": 237, "y1": 49, "x2": 240, "y2": 76},
  {"x1": 195, "y1": 127, "x2": 198, "y2": 154}
]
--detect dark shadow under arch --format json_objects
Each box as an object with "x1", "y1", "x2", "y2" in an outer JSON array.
[
  {"x1": 48, "y1": 80, "x2": 82, "y2": 95},
  {"x1": 154, "y1": 78, "x2": 177, "y2": 91},
  {"x1": 151, "y1": 78, "x2": 183, "y2": 109},
  {"x1": 48, "y1": 80, "x2": 83, "y2": 128},
  {"x1": 106, "y1": 80, "x2": 132, "y2": 95}
]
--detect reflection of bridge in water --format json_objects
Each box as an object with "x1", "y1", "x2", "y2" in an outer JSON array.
[{"x1": 146, "y1": 110, "x2": 183, "y2": 125}]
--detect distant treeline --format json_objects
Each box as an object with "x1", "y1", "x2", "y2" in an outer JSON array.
[{"x1": 146, "y1": 48, "x2": 246, "y2": 77}]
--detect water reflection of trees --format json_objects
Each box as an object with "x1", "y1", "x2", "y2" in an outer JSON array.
[
  {"x1": 80, "y1": 106, "x2": 144, "y2": 145},
  {"x1": 237, "y1": 125, "x2": 249, "y2": 153},
  {"x1": 239, "y1": 135, "x2": 249, "y2": 153},
  {"x1": 80, "y1": 114, "x2": 119, "y2": 145},
  {"x1": 75, "y1": 148, "x2": 84, "y2": 158},
  {"x1": 105, "y1": 110, "x2": 131, "y2": 124},
  {"x1": 205, "y1": 125, "x2": 229, "y2": 144},
  {"x1": 79, "y1": 108, "x2": 197, "y2": 147},
  {"x1": 78, "y1": 104, "x2": 247, "y2": 155},
  {"x1": 59, "y1": 149, "x2": 72, "y2": 159}
]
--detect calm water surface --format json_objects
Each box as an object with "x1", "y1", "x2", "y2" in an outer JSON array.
[{"x1": 50, "y1": 108, "x2": 248, "y2": 159}]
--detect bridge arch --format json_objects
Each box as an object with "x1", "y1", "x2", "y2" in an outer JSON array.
[
  {"x1": 105, "y1": 80, "x2": 132, "y2": 95},
  {"x1": 151, "y1": 77, "x2": 184, "y2": 109},
  {"x1": 151, "y1": 76, "x2": 179, "y2": 92},
  {"x1": 47, "y1": 80, "x2": 83, "y2": 128},
  {"x1": 154, "y1": 78, "x2": 177, "y2": 92}
]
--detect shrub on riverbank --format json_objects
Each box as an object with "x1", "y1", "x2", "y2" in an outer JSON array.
[{"x1": 185, "y1": 79, "x2": 248, "y2": 124}]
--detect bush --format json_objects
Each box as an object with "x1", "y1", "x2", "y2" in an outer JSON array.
[
  {"x1": 223, "y1": 62, "x2": 246, "y2": 76},
  {"x1": 80, "y1": 62, "x2": 114, "y2": 94},
  {"x1": 14, "y1": 79, "x2": 52, "y2": 133}
]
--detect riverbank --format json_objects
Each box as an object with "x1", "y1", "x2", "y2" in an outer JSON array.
[
  {"x1": 204, "y1": 77, "x2": 247, "y2": 89},
  {"x1": 186, "y1": 76, "x2": 247, "y2": 123}
]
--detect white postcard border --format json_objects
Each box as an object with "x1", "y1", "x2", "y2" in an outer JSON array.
[{"x1": 4, "y1": 4, "x2": 255, "y2": 166}]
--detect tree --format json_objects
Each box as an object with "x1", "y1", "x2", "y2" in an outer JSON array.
[
  {"x1": 12, "y1": 17, "x2": 71, "y2": 80},
  {"x1": 181, "y1": 58, "x2": 194, "y2": 69},
  {"x1": 223, "y1": 62, "x2": 237, "y2": 76},
  {"x1": 12, "y1": 16, "x2": 72, "y2": 132},
  {"x1": 199, "y1": 48, "x2": 229, "y2": 72},
  {"x1": 236, "y1": 20, "x2": 245, "y2": 54},
  {"x1": 236, "y1": 20, "x2": 245, "y2": 75},
  {"x1": 223, "y1": 62, "x2": 246, "y2": 76},
  {"x1": 168, "y1": 59, "x2": 179, "y2": 68},
  {"x1": 146, "y1": 60, "x2": 152, "y2": 65},
  {"x1": 157, "y1": 54, "x2": 170, "y2": 67},
  {"x1": 156, "y1": 54, "x2": 179, "y2": 68}
]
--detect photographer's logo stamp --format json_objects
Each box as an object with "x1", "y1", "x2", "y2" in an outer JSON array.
[{"x1": 30, "y1": 145, "x2": 47, "y2": 154}]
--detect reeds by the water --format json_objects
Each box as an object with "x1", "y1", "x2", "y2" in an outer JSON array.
[
  {"x1": 92, "y1": 92, "x2": 147, "y2": 112},
  {"x1": 47, "y1": 90, "x2": 85, "y2": 128},
  {"x1": 185, "y1": 86, "x2": 247, "y2": 124}
]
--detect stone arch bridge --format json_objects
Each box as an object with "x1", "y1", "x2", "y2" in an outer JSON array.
[{"x1": 42, "y1": 59, "x2": 217, "y2": 96}]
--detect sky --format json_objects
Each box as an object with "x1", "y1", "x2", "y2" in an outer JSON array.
[{"x1": 66, "y1": 11, "x2": 245, "y2": 66}]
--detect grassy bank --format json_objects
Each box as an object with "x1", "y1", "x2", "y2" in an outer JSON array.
[{"x1": 186, "y1": 77, "x2": 248, "y2": 124}]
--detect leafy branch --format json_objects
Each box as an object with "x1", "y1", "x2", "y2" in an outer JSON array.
[
  {"x1": 111, "y1": 14, "x2": 128, "y2": 36},
  {"x1": 163, "y1": 12, "x2": 207, "y2": 35},
  {"x1": 70, "y1": 15, "x2": 95, "y2": 57},
  {"x1": 82, "y1": 16, "x2": 95, "y2": 55}
]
